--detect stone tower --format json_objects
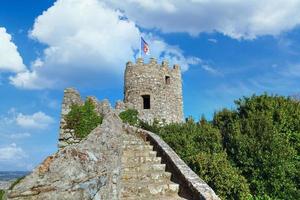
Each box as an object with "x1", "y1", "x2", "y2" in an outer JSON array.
[{"x1": 124, "y1": 58, "x2": 183, "y2": 123}]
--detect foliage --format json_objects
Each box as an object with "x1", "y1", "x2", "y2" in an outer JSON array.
[
  {"x1": 65, "y1": 99, "x2": 103, "y2": 139},
  {"x1": 119, "y1": 109, "x2": 139, "y2": 126},
  {"x1": 141, "y1": 120, "x2": 252, "y2": 199},
  {"x1": 213, "y1": 94, "x2": 300, "y2": 199},
  {"x1": 190, "y1": 152, "x2": 251, "y2": 200},
  {"x1": 8, "y1": 176, "x2": 25, "y2": 190},
  {"x1": 141, "y1": 94, "x2": 300, "y2": 199},
  {"x1": 0, "y1": 189, "x2": 4, "y2": 200}
]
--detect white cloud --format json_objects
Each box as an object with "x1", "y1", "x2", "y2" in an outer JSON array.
[
  {"x1": 144, "y1": 35, "x2": 200, "y2": 71},
  {"x1": 16, "y1": 112, "x2": 54, "y2": 129},
  {"x1": 0, "y1": 27, "x2": 26, "y2": 73},
  {"x1": 10, "y1": 0, "x2": 198, "y2": 89},
  {"x1": 9, "y1": 133, "x2": 31, "y2": 139},
  {"x1": 0, "y1": 109, "x2": 54, "y2": 131},
  {"x1": 201, "y1": 64, "x2": 221, "y2": 75},
  {"x1": 0, "y1": 143, "x2": 27, "y2": 161},
  {"x1": 208, "y1": 38, "x2": 218, "y2": 44},
  {"x1": 106, "y1": 0, "x2": 300, "y2": 39}
]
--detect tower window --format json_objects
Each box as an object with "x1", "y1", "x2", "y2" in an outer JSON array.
[
  {"x1": 165, "y1": 76, "x2": 170, "y2": 85},
  {"x1": 142, "y1": 95, "x2": 150, "y2": 109}
]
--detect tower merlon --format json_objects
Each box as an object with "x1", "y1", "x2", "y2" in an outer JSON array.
[
  {"x1": 162, "y1": 60, "x2": 169, "y2": 68},
  {"x1": 136, "y1": 58, "x2": 144, "y2": 64},
  {"x1": 149, "y1": 57, "x2": 157, "y2": 64},
  {"x1": 126, "y1": 61, "x2": 133, "y2": 67},
  {"x1": 173, "y1": 64, "x2": 180, "y2": 70}
]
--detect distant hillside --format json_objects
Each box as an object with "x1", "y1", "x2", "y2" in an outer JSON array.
[{"x1": 0, "y1": 172, "x2": 29, "y2": 181}]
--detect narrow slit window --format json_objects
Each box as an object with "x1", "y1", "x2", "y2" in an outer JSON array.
[
  {"x1": 142, "y1": 95, "x2": 150, "y2": 109},
  {"x1": 165, "y1": 76, "x2": 170, "y2": 85}
]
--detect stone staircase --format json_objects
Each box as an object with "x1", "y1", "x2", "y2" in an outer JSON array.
[{"x1": 120, "y1": 133, "x2": 186, "y2": 200}]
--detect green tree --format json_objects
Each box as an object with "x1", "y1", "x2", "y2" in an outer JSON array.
[
  {"x1": 142, "y1": 119, "x2": 252, "y2": 199},
  {"x1": 214, "y1": 94, "x2": 300, "y2": 199}
]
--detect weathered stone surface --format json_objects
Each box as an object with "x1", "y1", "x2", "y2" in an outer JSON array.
[
  {"x1": 13, "y1": 56, "x2": 220, "y2": 199},
  {"x1": 58, "y1": 88, "x2": 83, "y2": 149},
  {"x1": 124, "y1": 124, "x2": 220, "y2": 200},
  {"x1": 99, "y1": 99, "x2": 112, "y2": 116},
  {"x1": 120, "y1": 132, "x2": 186, "y2": 200},
  {"x1": 8, "y1": 112, "x2": 123, "y2": 200},
  {"x1": 115, "y1": 100, "x2": 125, "y2": 114},
  {"x1": 124, "y1": 58, "x2": 184, "y2": 124}
]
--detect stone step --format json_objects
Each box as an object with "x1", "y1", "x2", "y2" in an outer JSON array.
[
  {"x1": 123, "y1": 144, "x2": 153, "y2": 151},
  {"x1": 122, "y1": 171, "x2": 172, "y2": 182},
  {"x1": 123, "y1": 140, "x2": 150, "y2": 145},
  {"x1": 122, "y1": 156, "x2": 161, "y2": 165},
  {"x1": 121, "y1": 182, "x2": 179, "y2": 197},
  {"x1": 122, "y1": 163, "x2": 166, "y2": 173},
  {"x1": 122, "y1": 162, "x2": 165, "y2": 170},
  {"x1": 121, "y1": 194, "x2": 185, "y2": 200},
  {"x1": 123, "y1": 150, "x2": 157, "y2": 157}
]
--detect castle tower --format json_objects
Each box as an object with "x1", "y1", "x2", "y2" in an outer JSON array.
[{"x1": 124, "y1": 58, "x2": 183, "y2": 123}]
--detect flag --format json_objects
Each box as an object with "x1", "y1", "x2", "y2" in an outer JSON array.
[{"x1": 141, "y1": 37, "x2": 150, "y2": 55}]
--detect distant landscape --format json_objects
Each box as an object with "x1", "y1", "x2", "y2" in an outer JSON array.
[{"x1": 0, "y1": 171, "x2": 29, "y2": 190}]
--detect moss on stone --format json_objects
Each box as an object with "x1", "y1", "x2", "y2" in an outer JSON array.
[{"x1": 0, "y1": 189, "x2": 5, "y2": 200}]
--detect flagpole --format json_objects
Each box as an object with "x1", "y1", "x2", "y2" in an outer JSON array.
[{"x1": 140, "y1": 37, "x2": 142, "y2": 58}]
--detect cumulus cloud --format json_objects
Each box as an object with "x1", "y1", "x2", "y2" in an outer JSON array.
[
  {"x1": 144, "y1": 35, "x2": 200, "y2": 71},
  {"x1": 16, "y1": 112, "x2": 54, "y2": 129},
  {"x1": 10, "y1": 0, "x2": 198, "y2": 89},
  {"x1": 0, "y1": 109, "x2": 54, "y2": 132},
  {"x1": 0, "y1": 27, "x2": 26, "y2": 73},
  {"x1": 0, "y1": 143, "x2": 27, "y2": 161},
  {"x1": 106, "y1": 0, "x2": 300, "y2": 39}
]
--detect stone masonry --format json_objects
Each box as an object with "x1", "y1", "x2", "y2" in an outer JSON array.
[
  {"x1": 58, "y1": 88, "x2": 112, "y2": 149},
  {"x1": 7, "y1": 112, "x2": 123, "y2": 200},
  {"x1": 7, "y1": 58, "x2": 220, "y2": 199},
  {"x1": 7, "y1": 87, "x2": 220, "y2": 200},
  {"x1": 124, "y1": 58, "x2": 184, "y2": 124}
]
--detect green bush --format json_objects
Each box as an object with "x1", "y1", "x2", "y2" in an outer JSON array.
[
  {"x1": 65, "y1": 99, "x2": 103, "y2": 139},
  {"x1": 119, "y1": 109, "x2": 139, "y2": 126},
  {"x1": 213, "y1": 94, "x2": 300, "y2": 199},
  {"x1": 0, "y1": 189, "x2": 5, "y2": 200},
  {"x1": 141, "y1": 94, "x2": 300, "y2": 199},
  {"x1": 190, "y1": 152, "x2": 251, "y2": 200},
  {"x1": 142, "y1": 120, "x2": 252, "y2": 199}
]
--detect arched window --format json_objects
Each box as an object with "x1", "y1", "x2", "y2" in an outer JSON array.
[
  {"x1": 142, "y1": 95, "x2": 150, "y2": 109},
  {"x1": 165, "y1": 76, "x2": 170, "y2": 84}
]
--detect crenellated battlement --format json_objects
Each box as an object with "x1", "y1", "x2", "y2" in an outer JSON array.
[
  {"x1": 126, "y1": 58, "x2": 181, "y2": 76},
  {"x1": 124, "y1": 57, "x2": 183, "y2": 123}
]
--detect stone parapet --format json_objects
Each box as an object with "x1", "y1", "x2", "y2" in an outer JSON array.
[{"x1": 124, "y1": 125, "x2": 220, "y2": 200}]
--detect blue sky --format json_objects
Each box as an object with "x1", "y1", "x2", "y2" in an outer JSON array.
[{"x1": 1, "y1": 0, "x2": 300, "y2": 171}]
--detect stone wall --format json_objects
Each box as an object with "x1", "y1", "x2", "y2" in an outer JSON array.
[
  {"x1": 58, "y1": 88, "x2": 83, "y2": 149},
  {"x1": 8, "y1": 112, "x2": 123, "y2": 200},
  {"x1": 124, "y1": 124, "x2": 220, "y2": 200},
  {"x1": 124, "y1": 58, "x2": 184, "y2": 124},
  {"x1": 58, "y1": 88, "x2": 112, "y2": 149},
  {"x1": 7, "y1": 87, "x2": 220, "y2": 199}
]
